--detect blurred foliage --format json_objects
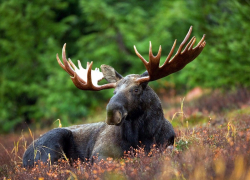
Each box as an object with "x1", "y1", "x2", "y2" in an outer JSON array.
[{"x1": 0, "y1": 0, "x2": 249, "y2": 133}]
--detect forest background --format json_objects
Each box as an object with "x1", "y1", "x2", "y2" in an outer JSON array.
[{"x1": 0, "y1": 0, "x2": 249, "y2": 133}]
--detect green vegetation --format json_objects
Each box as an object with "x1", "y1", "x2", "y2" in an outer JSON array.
[{"x1": 0, "y1": 0, "x2": 250, "y2": 133}]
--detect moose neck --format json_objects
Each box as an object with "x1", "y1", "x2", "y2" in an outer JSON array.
[{"x1": 119, "y1": 86, "x2": 164, "y2": 149}]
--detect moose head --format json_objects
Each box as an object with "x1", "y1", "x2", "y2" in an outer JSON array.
[{"x1": 56, "y1": 26, "x2": 206, "y2": 126}]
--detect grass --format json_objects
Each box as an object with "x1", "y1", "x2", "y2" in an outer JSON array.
[{"x1": 0, "y1": 88, "x2": 250, "y2": 180}]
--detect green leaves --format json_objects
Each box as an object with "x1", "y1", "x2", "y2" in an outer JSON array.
[{"x1": 0, "y1": 0, "x2": 249, "y2": 133}]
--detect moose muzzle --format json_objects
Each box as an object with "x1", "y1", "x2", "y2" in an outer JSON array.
[
  {"x1": 106, "y1": 110, "x2": 123, "y2": 125},
  {"x1": 105, "y1": 95, "x2": 128, "y2": 125}
]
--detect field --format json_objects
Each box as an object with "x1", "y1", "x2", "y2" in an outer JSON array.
[{"x1": 1, "y1": 88, "x2": 250, "y2": 180}]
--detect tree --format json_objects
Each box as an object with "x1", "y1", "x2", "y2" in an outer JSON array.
[{"x1": 0, "y1": 0, "x2": 249, "y2": 133}]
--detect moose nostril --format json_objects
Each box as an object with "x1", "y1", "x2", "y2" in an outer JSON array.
[
  {"x1": 106, "y1": 110, "x2": 122, "y2": 125},
  {"x1": 114, "y1": 111, "x2": 122, "y2": 122}
]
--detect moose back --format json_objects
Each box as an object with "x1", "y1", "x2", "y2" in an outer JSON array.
[{"x1": 23, "y1": 26, "x2": 206, "y2": 167}]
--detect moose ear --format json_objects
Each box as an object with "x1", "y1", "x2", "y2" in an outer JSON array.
[
  {"x1": 100, "y1": 65, "x2": 123, "y2": 83},
  {"x1": 141, "y1": 71, "x2": 149, "y2": 77}
]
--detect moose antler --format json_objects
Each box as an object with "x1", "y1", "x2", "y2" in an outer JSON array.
[
  {"x1": 134, "y1": 26, "x2": 206, "y2": 83},
  {"x1": 56, "y1": 44, "x2": 116, "y2": 91}
]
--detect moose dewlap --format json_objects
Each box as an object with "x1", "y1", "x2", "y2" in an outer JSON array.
[{"x1": 23, "y1": 26, "x2": 206, "y2": 167}]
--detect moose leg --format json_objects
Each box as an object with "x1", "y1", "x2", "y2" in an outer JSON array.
[{"x1": 23, "y1": 128, "x2": 78, "y2": 167}]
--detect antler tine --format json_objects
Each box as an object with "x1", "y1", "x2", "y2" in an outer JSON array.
[
  {"x1": 189, "y1": 37, "x2": 196, "y2": 50},
  {"x1": 196, "y1": 34, "x2": 206, "y2": 47},
  {"x1": 134, "y1": 45, "x2": 148, "y2": 67},
  {"x1": 164, "y1": 39, "x2": 177, "y2": 65},
  {"x1": 149, "y1": 41, "x2": 162, "y2": 72},
  {"x1": 182, "y1": 36, "x2": 195, "y2": 53},
  {"x1": 134, "y1": 42, "x2": 162, "y2": 77},
  {"x1": 68, "y1": 58, "x2": 77, "y2": 69},
  {"x1": 87, "y1": 61, "x2": 93, "y2": 87},
  {"x1": 56, "y1": 53, "x2": 65, "y2": 69},
  {"x1": 56, "y1": 46, "x2": 74, "y2": 76},
  {"x1": 176, "y1": 26, "x2": 193, "y2": 54},
  {"x1": 135, "y1": 26, "x2": 206, "y2": 83},
  {"x1": 62, "y1": 44, "x2": 75, "y2": 76}
]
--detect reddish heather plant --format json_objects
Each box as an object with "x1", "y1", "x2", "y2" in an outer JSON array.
[{"x1": 1, "y1": 90, "x2": 250, "y2": 180}]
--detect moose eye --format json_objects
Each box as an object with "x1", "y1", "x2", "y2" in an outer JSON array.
[{"x1": 134, "y1": 88, "x2": 139, "y2": 93}]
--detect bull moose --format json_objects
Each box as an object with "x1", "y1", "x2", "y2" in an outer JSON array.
[{"x1": 23, "y1": 26, "x2": 206, "y2": 167}]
